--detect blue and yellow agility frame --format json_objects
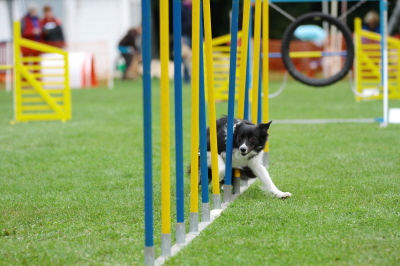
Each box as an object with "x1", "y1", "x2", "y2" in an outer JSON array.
[{"x1": 142, "y1": 0, "x2": 390, "y2": 265}]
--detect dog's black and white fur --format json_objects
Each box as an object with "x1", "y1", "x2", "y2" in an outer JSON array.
[{"x1": 203, "y1": 116, "x2": 291, "y2": 199}]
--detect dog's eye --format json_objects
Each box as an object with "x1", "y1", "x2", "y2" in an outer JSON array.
[
  {"x1": 238, "y1": 137, "x2": 242, "y2": 142},
  {"x1": 250, "y1": 137, "x2": 254, "y2": 142}
]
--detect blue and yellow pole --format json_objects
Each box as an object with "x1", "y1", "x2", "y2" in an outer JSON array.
[
  {"x1": 241, "y1": 1, "x2": 253, "y2": 188},
  {"x1": 160, "y1": 0, "x2": 171, "y2": 257},
  {"x1": 257, "y1": 50, "x2": 262, "y2": 125},
  {"x1": 237, "y1": 0, "x2": 251, "y2": 119},
  {"x1": 142, "y1": 0, "x2": 154, "y2": 264},
  {"x1": 173, "y1": 0, "x2": 186, "y2": 245},
  {"x1": 224, "y1": 0, "x2": 241, "y2": 202},
  {"x1": 203, "y1": 0, "x2": 221, "y2": 209},
  {"x1": 262, "y1": 0, "x2": 270, "y2": 167},
  {"x1": 190, "y1": 0, "x2": 201, "y2": 233},
  {"x1": 244, "y1": 5, "x2": 253, "y2": 121},
  {"x1": 251, "y1": 0, "x2": 262, "y2": 124},
  {"x1": 199, "y1": 1, "x2": 211, "y2": 222}
]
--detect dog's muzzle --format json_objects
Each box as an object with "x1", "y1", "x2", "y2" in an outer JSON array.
[{"x1": 239, "y1": 145, "x2": 248, "y2": 156}]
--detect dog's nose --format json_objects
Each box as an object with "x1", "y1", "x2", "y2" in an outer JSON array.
[{"x1": 240, "y1": 147, "x2": 246, "y2": 153}]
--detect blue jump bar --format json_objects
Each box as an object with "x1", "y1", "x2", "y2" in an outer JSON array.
[{"x1": 142, "y1": 0, "x2": 153, "y2": 248}]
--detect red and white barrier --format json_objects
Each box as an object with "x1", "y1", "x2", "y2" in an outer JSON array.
[{"x1": 41, "y1": 52, "x2": 98, "y2": 89}]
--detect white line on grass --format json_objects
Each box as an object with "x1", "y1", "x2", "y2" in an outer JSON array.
[
  {"x1": 272, "y1": 118, "x2": 377, "y2": 124},
  {"x1": 154, "y1": 178, "x2": 258, "y2": 266}
]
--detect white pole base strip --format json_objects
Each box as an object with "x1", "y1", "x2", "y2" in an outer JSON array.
[
  {"x1": 202, "y1": 202, "x2": 210, "y2": 222},
  {"x1": 379, "y1": 122, "x2": 389, "y2": 128},
  {"x1": 241, "y1": 176, "x2": 249, "y2": 187},
  {"x1": 262, "y1": 152, "x2": 269, "y2": 169},
  {"x1": 161, "y1": 234, "x2": 171, "y2": 258},
  {"x1": 212, "y1": 194, "x2": 221, "y2": 210},
  {"x1": 233, "y1": 176, "x2": 241, "y2": 194},
  {"x1": 176, "y1": 223, "x2": 185, "y2": 245},
  {"x1": 155, "y1": 178, "x2": 258, "y2": 266},
  {"x1": 223, "y1": 185, "x2": 233, "y2": 203},
  {"x1": 144, "y1": 246, "x2": 155, "y2": 266},
  {"x1": 189, "y1": 212, "x2": 198, "y2": 233}
]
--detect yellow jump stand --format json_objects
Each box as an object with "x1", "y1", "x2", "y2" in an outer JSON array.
[
  {"x1": 354, "y1": 17, "x2": 400, "y2": 101},
  {"x1": 11, "y1": 21, "x2": 71, "y2": 124}
]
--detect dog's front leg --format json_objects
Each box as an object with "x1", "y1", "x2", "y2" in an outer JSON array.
[
  {"x1": 217, "y1": 154, "x2": 226, "y2": 181},
  {"x1": 248, "y1": 160, "x2": 291, "y2": 199}
]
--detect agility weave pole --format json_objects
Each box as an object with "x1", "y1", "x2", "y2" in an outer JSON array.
[
  {"x1": 159, "y1": 0, "x2": 171, "y2": 257},
  {"x1": 202, "y1": 0, "x2": 222, "y2": 209},
  {"x1": 143, "y1": 0, "x2": 272, "y2": 264},
  {"x1": 142, "y1": 0, "x2": 153, "y2": 264},
  {"x1": 172, "y1": 0, "x2": 186, "y2": 247},
  {"x1": 223, "y1": 0, "x2": 240, "y2": 202}
]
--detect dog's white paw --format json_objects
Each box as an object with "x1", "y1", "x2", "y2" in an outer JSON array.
[{"x1": 275, "y1": 191, "x2": 292, "y2": 199}]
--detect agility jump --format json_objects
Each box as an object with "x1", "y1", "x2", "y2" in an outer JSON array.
[{"x1": 2, "y1": 21, "x2": 71, "y2": 124}]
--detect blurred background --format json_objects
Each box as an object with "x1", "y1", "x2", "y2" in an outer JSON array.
[{"x1": 0, "y1": 0, "x2": 399, "y2": 87}]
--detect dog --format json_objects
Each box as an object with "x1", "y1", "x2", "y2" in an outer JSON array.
[{"x1": 201, "y1": 116, "x2": 292, "y2": 199}]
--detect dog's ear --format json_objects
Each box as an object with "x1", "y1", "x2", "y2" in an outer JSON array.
[
  {"x1": 258, "y1": 121, "x2": 272, "y2": 132},
  {"x1": 234, "y1": 120, "x2": 243, "y2": 133}
]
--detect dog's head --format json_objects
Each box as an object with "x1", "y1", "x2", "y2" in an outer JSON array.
[{"x1": 234, "y1": 120, "x2": 272, "y2": 156}]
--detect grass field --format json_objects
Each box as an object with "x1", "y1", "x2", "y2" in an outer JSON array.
[{"x1": 1, "y1": 79, "x2": 399, "y2": 265}]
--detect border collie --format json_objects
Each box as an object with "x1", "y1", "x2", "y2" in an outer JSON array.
[{"x1": 203, "y1": 116, "x2": 292, "y2": 199}]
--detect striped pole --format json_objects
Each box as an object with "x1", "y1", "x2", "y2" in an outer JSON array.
[
  {"x1": 199, "y1": 2, "x2": 210, "y2": 222},
  {"x1": 190, "y1": 0, "x2": 201, "y2": 233},
  {"x1": 142, "y1": 0, "x2": 154, "y2": 264},
  {"x1": 224, "y1": 0, "x2": 240, "y2": 202},
  {"x1": 173, "y1": 0, "x2": 185, "y2": 245},
  {"x1": 202, "y1": 0, "x2": 221, "y2": 209},
  {"x1": 160, "y1": 0, "x2": 171, "y2": 257},
  {"x1": 251, "y1": 0, "x2": 262, "y2": 124},
  {"x1": 262, "y1": 0, "x2": 270, "y2": 167}
]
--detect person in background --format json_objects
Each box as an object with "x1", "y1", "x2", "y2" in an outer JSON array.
[
  {"x1": 21, "y1": 3, "x2": 42, "y2": 66},
  {"x1": 181, "y1": 0, "x2": 192, "y2": 84},
  {"x1": 21, "y1": 4, "x2": 41, "y2": 42},
  {"x1": 118, "y1": 27, "x2": 142, "y2": 80},
  {"x1": 362, "y1": 11, "x2": 380, "y2": 34},
  {"x1": 41, "y1": 5, "x2": 65, "y2": 47}
]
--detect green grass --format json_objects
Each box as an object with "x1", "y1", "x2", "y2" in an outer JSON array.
[{"x1": 1, "y1": 79, "x2": 399, "y2": 265}]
